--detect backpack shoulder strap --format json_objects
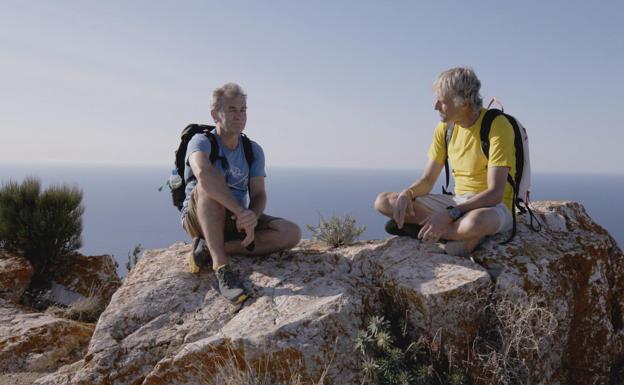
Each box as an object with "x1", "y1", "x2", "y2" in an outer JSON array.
[
  {"x1": 241, "y1": 134, "x2": 255, "y2": 168},
  {"x1": 479, "y1": 109, "x2": 504, "y2": 159},
  {"x1": 481, "y1": 110, "x2": 534, "y2": 244},
  {"x1": 240, "y1": 134, "x2": 257, "y2": 196},
  {"x1": 204, "y1": 131, "x2": 220, "y2": 164},
  {"x1": 502, "y1": 113, "x2": 525, "y2": 201},
  {"x1": 442, "y1": 122, "x2": 454, "y2": 195}
]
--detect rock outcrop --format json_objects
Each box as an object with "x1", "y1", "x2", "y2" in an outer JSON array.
[
  {"x1": 47, "y1": 254, "x2": 122, "y2": 307},
  {"x1": 34, "y1": 201, "x2": 623, "y2": 385},
  {"x1": 0, "y1": 252, "x2": 34, "y2": 303},
  {"x1": 473, "y1": 201, "x2": 624, "y2": 385},
  {"x1": 0, "y1": 252, "x2": 121, "y2": 376},
  {"x1": 0, "y1": 299, "x2": 94, "y2": 372}
]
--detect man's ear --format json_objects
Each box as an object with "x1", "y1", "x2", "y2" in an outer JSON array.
[{"x1": 210, "y1": 109, "x2": 220, "y2": 124}]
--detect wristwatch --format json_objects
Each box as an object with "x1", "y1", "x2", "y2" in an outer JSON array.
[{"x1": 446, "y1": 205, "x2": 462, "y2": 221}]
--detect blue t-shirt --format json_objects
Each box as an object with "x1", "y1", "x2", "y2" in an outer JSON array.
[{"x1": 181, "y1": 133, "x2": 266, "y2": 219}]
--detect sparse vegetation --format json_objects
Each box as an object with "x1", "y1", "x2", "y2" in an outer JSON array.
[
  {"x1": 195, "y1": 343, "x2": 330, "y2": 385},
  {"x1": 356, "y1": 315, "x2": 467, "y2": 385},
  {"x1": 306, "y1": 214, "x2": 365, "y2": 247},
  {"x1": 46, "y1": 283, "x2": 107, "y2": 323},
  {"x1": 356, "y1": 289, "x2": 557, "y2": 385},
  {"x1": 126, "y1": 243, "x2": 143, "y2": 272},
  {"x1": 0, "y1": 177, "x2": 83, "y2": 275},
  {"x1": 470, "y1": 293, "x2": 558, "y2": 385}
]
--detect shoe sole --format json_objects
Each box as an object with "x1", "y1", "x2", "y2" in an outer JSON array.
[
  {"x1": 385, "y1": 220, "x2": 422, "y2": 238},
  {"x1": 189, "y1": 238, "x2": 213, "y2": 273},
  {"x1": 188, "y1": 252, "x2": 200, "y2": 274},
  {"x1": 231, "y1": 293, "x2": 248, "y2": 305}
]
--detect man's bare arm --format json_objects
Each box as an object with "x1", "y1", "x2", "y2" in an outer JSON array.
[
  {"x1": 393, "y1": 159, "x2": 444, "y2": 227},
  {"x1": 248, "y1": 176, "x2": 267, "y2": 217},
  {"x1": 404, "y1": 159, "x2": 444, "y2": 198},
  {"x1": 189, "y1": 151, "x2": 245, "y2": 215},
  {"x1": 189, "y1": 151, "x2": 257, "y2": 246},
  {"x1": 455, "y1": 166, "x2": 509, "y2": 213}
]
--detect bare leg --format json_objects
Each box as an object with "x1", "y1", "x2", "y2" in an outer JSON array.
[
  {"x1": 194, "y1": 188, "x2": 230, "y2": 269},
  {"x1": 375, "y1": 191, "x2": 502, "y2": 255},
  {"x1": 374, "y1": 191, "x2": 434, "y2": 225},
  {"x1": 443, "y1": 208, "x2": 501, "y2": 240},
  {"x1": 441, "y1": 208, "x2": 502, "y2": 255},
  {"x1": 224, "y1": 219, "x2": 301, "y2": 256}
]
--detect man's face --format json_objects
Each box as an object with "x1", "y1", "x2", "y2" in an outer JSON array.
[
  {"x1": 434, "y1": 93, "x2": 460, "y2": 123},
  {"x1": 213, "y1": 95, "x2": 247, "y2": 134}
]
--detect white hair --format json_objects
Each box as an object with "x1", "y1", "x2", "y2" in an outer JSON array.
[
  {"x1": 433, "y1": 67, "x2": 483, "y2": 110},
  {"x1": 210, "y1": 82, "x2": 247, "y2": 111}
]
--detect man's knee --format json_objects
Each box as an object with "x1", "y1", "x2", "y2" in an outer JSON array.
[
  {"x1": 195, "y1": 187, "x2": 225, "y2": 214},
  {"x1": 374, "y1": 192, "x2": 393, "y2": 214},
  {"x1": 456, "y1": 209, "x2": 500, "y2": 236},
  {"x1": 277, "y1": 220, "x2": 301, "y2": 249}
]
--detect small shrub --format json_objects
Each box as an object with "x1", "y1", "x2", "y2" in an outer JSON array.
[
  {"x1": 306, "y1": 214, "x2": 365, "y2": 247},
  {"x1": 0, "y1": 177, "x2": 83, "y2": 274},
  {"x1": 126, "y1": 243, "x2": 143, "y2": 272},
  {"x1": 355, "y1": 316, "x2": 467, "y2": 385}
]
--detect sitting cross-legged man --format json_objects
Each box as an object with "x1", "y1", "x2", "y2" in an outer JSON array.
[
  {"x1": 374, "y1": 67, "x2": 516, "y2": 257},
  {"x1": 181, "y1": 83, "x2": 301, "y2": 304}
]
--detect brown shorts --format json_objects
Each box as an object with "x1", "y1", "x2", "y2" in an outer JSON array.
[{"x1": 182, "y1": 188, "x2": 282, "y2": 242}]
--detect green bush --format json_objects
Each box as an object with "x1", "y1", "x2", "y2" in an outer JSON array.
[
  {"x1": 0, "y1": 177, "x2": 84, "y2": 273},
  {"x1": 356, "y1": 316, "x2": 467, "y2": 385},
  {"x1": 306, "y1": 214, "x2": 366, "y2": 247}
]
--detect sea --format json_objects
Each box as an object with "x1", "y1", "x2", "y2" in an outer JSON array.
[{"x1": 1, "y1": 163, "x2": 622, "y2": 277}]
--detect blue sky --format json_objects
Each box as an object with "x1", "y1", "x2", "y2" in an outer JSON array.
[{"x1": 1, "y1": 0, "x2": 623, "y2": 174}]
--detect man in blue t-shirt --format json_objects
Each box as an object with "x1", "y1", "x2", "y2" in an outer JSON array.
[{"x1": 182, "y1": 83, "x2": 301, "y2": 304}]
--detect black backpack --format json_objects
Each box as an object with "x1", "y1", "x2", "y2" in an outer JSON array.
[
  {"x1": 441, "y1": 107, "x2": 541, "y2": 243},
  {"x1": 170, "y1": 124, "x2": 254, "y2": 211}
]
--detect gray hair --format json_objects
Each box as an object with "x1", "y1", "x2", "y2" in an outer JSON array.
[
  {"x1": 433, "y1": 67, "x2": 483, "y2": 110},
  {"x1": 210, "y1": 82, "x2": 247, "y2": 111}
]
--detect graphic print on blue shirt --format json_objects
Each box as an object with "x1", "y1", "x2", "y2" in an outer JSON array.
[{"x1": 181, "y1": 133, "x2": 266, "y2": 219}]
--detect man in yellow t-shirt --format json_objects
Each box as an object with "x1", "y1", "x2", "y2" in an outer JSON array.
[{"x1": 374, "y1": 67, "x2": 515, "y2": 256}]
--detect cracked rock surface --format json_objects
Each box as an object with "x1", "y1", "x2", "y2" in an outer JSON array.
[
  {"x1": 0, "y1": 252, "x2": 34, "y2": 303},
  {"x1": 33, "y1": 201, "x2": 624, "y2": 385},
  {"x1": 0, "y1": 299, "x2": 94, "y2": 373}
]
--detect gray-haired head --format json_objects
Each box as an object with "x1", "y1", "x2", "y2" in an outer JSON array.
[
  {"x1": 210, "y1": 83, "x2": 247, "y2": 111},
  {"x1": 433, "y1": 67, "x2": 483, "y2": 111}
]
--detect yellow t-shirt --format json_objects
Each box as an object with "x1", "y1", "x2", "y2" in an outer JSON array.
[{"x1": 427, "y1": 108, "x2": 516, "y2": 210}]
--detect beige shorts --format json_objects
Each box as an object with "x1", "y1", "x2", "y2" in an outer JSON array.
[
  {"x1": 414, "y1": 193, "x2": 513, "y2": 234},
  {"x1": 182, "y1": 188, "x2": 281, "y2": 241}
]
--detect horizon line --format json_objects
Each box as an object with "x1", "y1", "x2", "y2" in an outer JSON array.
[{"x1": 0, "y1": 160, "x2": 622, "y2": 177}]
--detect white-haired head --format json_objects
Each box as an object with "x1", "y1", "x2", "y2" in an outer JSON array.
[
  {"x1": 210, "y1": 83, "x2": 247, "y2": 111},
  {"x1": 433, "y1": 67, "x2": 483, "y2": 111}
]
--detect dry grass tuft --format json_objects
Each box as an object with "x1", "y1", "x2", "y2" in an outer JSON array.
[
  {"x1": 194, "y1": 343, "x2": 331, "y2": 385},
  {"x1": 46, "y1": 282, "x2": 107, "y2": 323},
  {"x1": 471, "y1": 292, "x2": 558, "y2": 385}
]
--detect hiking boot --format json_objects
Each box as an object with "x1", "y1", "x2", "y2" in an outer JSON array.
[
  {"x1": 188, "y1": 237, "x2": 212, "y2": 274},
  {"x1": 384, "y1": 219, "x2": 422, "y2": 239},
  {"x1": 215, "y1": 264, "x2": 248, "y2": 304}
]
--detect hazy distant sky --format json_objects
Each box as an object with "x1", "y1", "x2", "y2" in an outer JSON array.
[{"x1": 2, "y1": 0, "x2": 623, "y2": 174}]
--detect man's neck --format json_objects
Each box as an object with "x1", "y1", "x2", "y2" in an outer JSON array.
[
  {"x1": 215, "y1": 126, "x2": 239, "y2": 150},
  {"x1": 456, "y1": 108, "x2": 481, "y2": 128}
]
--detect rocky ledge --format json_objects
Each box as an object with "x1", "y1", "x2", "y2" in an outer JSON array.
[
  {"x1": 32, "y1": 201, "x2": 623, "y2": 385},
  {"x1": 0, "y1": 253, "x2": 121, "y2": 376}
]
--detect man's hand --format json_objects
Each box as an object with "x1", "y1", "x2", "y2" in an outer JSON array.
[
  {"x1": 233, "y1": 209, "x2": 257, "y2": 247},
  {"x1": 418, "y1": 211, "x2": 453, "y2": 242},
  {"x1": 392, "y1": 190, "x2": 415, "y2": 228}
]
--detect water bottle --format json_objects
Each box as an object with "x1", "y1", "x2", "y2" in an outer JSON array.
[{"x1": 169, "y1": 169, "x2": 182, "y2": 190}]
